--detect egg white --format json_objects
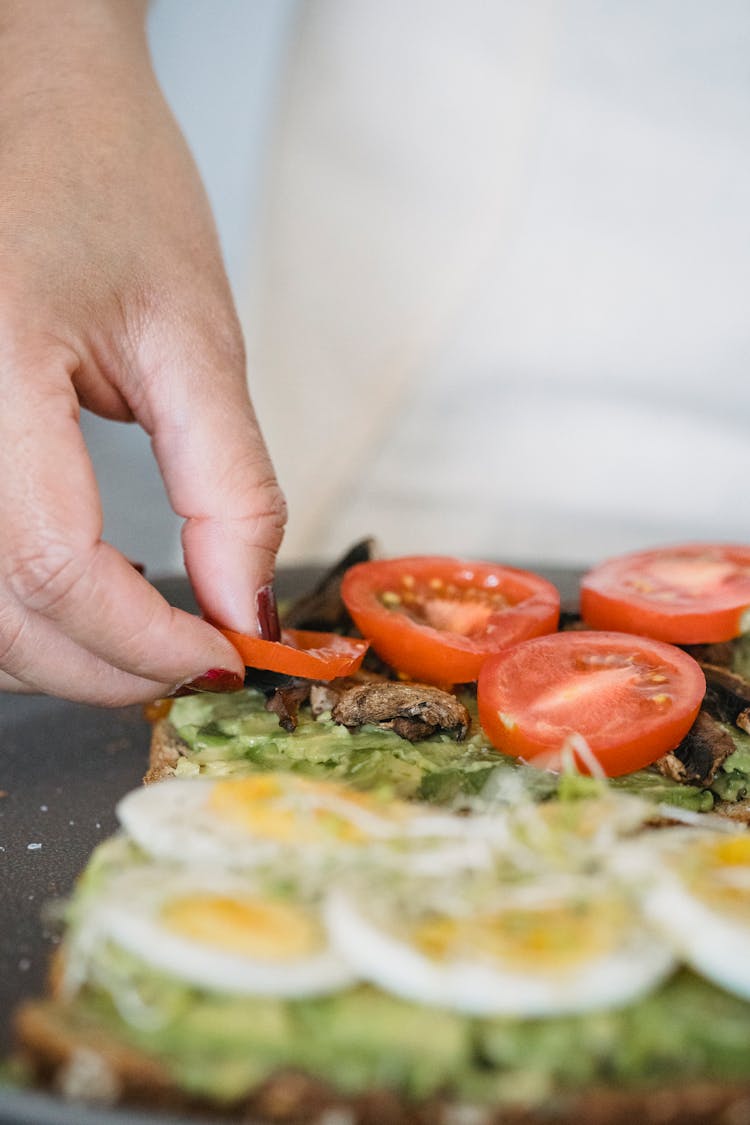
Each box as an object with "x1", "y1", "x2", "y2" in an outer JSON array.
[
  {"x1": 116, "y1": 776, "x2": 410, "y2": 866},
  {"x1": 116, "y1": 775, "x2": 512, "y2": 877},
  {"x1": 117, "y1": 779, "x2": 279, "y2": 866},
  {"x1": 631, "y1": 828, "x2": 750, "y2": 1000},
  {"x1": 72, "y1": 867, "x2": 355, "y2": 998},
  {"x1": 325, "y1": 879, "x2": 673, "y2": 1017}
]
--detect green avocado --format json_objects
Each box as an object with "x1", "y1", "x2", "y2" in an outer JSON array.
[
  {"x1": 169, "y1": 689, "x2": 741, "y2": 812},
  {"x1": 609, "y1": 769, "x2": 715, "y2": 812},
  {"x1": 75, "y1": 943, "x2": 468, "y2": 1103},
  {"x1": 478, "y1": 973, "x2": 750, "y2": 1096},
  {"x1": 169, "y1": 689, "x2": 513, "y2": 801},
  {"x1": 71, "y1": 940, "x2": 750, "y2": 1106},
  {"x1": 290, "y1": 988, "x2": 469, "y2": 1099}
]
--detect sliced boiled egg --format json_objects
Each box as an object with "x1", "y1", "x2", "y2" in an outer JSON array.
[
  {"x1": 117, "y1": 775, "x2": 414, "y2": 868},
  {"x1": 70, "y1": 867, "x2": 354, "y2": 998},
  {"x1": 325, "y1": 874, "x2": 673, "y2": 1017},
  {"x1": 633, "y1": 828, "x2": 750, "y2": 1000},
  {"x1": 116, "y1": 775, "x2": 508, "y2": 876}
]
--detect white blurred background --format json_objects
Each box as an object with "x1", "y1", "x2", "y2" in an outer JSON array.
[{"x1": 83, "y1": 0, "x2": 750, "y2": 574}]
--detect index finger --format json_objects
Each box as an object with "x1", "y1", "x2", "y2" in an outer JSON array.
[{"x1": 136, "y1": 319, "x2": 287, "y2": 635}]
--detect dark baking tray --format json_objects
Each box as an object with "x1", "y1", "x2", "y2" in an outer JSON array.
[{"x1": 0, "y1": 563, "x2": 579, "y2": 1125}]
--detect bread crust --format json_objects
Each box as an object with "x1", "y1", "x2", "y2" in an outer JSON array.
[
  {"x1": 15, "y1": 1001, "x2": 177, "y2": 1107},
  {"x1": 15, "y1": 998, "x2": 750, "y2": 1125},
  {"x1": 144, "y1": 718, "x2": 185, "y2": 784}
]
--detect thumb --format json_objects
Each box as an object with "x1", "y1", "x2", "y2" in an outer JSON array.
[{"x1": 135, "y1": 314, "x2": 287, "y2": 635}]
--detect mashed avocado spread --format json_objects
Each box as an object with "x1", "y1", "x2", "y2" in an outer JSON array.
[
  {"x1": 64, "y1": 942, "x2": 750, "y2": 1105},
  {"x1": 168, "y1": 688, "x2": 750, "y2": 813}
]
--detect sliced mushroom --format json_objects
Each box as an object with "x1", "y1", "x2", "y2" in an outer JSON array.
[
  {"x1": 655, "y1": 708, "x2": 736, "y2": 786},
  {"x1": 264, "y1": 683, "x2": 313, "y2": 733},
  {"x1": 701, "y1": 663, "x2": 750, "y2": 734},
  {"x1": 331, "y1": 681, "x2": 470, "y2": 742},
  {"x1": 683, "y1": 641, "x2": 736, "y2": 668}
]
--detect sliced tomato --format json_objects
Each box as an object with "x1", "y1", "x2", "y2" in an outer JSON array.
[
  {"x1": 581, "y1": 544, "x2": 750, "y2": 644},
  {"x1": 341, "y1": 556, "x2": 560, "y2": 685},
  {"x1": 218, "y1": 627, "x2": 369, "y2": 682},
  {"x1": 477, "y1": 631, "x2": 705, "y2": 777}
]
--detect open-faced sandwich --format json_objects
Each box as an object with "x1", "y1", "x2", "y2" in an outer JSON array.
[
  {"x1": 13, "y1": 542, "x2": 750, "y2": 1123},
  {"x1": 14, "y1": 769, "x2": 750, "y2": 1122}
]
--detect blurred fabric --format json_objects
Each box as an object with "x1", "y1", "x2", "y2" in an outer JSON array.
[
  {"x1": 87, "y1": 0, "x2": 750, "y2": 572},
  {"x1": 252, "y1": 0, "x2": 750, "y2": 566}
]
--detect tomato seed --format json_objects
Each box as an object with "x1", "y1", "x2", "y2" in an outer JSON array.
[{"x1": 381, "y1": 591, "x2": 401, "y2": 607}]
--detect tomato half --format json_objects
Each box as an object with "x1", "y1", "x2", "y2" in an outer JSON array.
[
  {"x1": 581, "y1": 544, "x2": 750, "y2": 644},
  {"x1": 477, "y1": 631, "x2": 705, "y2": 777},
  {"x1": 341, "y1": 557, "x2": 560, "y2": 685},
  {"x1": 218, "y1": 627, "x2": 369, "y2": 681}
]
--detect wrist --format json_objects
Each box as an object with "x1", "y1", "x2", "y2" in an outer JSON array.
[
  {"x1": 0, "y1": 0, "x2": 148, "y2": 38},
  {"x1": 0, "y1": 1, "x2": 151, "y2": 99}
]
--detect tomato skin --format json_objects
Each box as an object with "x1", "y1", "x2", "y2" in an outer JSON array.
[
  {"x1": 477, "y1": 631, "x2": 705, "y2": 777},
  {"x1": 341, "y1": 556, "x2": 560, "y2": 685},
  {"x1": 581, "y1": 544, "x2": 750, "y2": 644},
  {"x1": 218, "y1": 627, "x2": 368, "y2": 681}
]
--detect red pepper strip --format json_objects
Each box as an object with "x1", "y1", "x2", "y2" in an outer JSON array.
[{"x1": 218, "y1": 627, "x2": 369, "y2": 682}]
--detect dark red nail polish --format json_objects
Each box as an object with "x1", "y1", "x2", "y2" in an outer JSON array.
[
  {"x1": 171, "y1": 668, "x2": 244, "y2": 696},
  {"x1": 256, "y1": 585, "x2": 281, "y2": 642}
]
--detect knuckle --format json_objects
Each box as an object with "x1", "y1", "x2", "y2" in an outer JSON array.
[
  {"x1": 151, "y1": 289, "x2": 247, "y2": 373},
  {"x1": 206, "y1": 307, "x2": 246, "y2": 371},
  {"x1": 262, "y1": 481, "x2": 289, "y2": 539},
  {"x1": 106, "y1": 599, "x2": 171, "y2": 670},
  {"x1": 216, "y1": 458, "x2": 288, "y2": 538},
  {"x1": 239, "y1": 485, "x2": 289, "y2": 552},
  {"x1": 5, "y1": 542, "x2": 92, "y2": 614},
  {"x1": 252, "y1": 477, "x2": 289, "y2": 543},
  {"x1": 0, "y1": 601, "x2": 30, "y2": 669},
  {"x1": 182, "y1": 477, "x2": 287, "y2": 558}
]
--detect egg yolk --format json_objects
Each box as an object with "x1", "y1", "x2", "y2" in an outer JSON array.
[
  {"x1": 161, "y1": 894, "x2": 321, "y2": 959},
  {"x1": 684, "y1": 834, "x2": 750, "y2": 919},
  {"x1": 413, "y1": 901, "x2": 624, "y2": 971},
  {"x1": 207, "y1": 775, "x2": 402, "y2": 844},
  {"x1": 711, "y1": 834, "x2": 750, "y2": 867}
]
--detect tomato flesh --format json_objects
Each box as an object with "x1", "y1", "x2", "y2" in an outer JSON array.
[
  {"x1": 477, "y1": 631, "x2": 705, "y2": 777},
  {"x1": 341, "y1": 557, "x2": 560, "y2": 685},
  {"x1": 581, "y1": 544, "x2": 750, "y2": 644},
  {"x1": 218, "y1": 627, "x2": 368, "y2": 682}
]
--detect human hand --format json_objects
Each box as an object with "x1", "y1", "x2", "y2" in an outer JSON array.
[{"x1": 0, "y1": 1, "x2": 286, "y2": 704}]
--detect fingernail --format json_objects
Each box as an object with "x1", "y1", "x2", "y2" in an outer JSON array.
[
  {"x1": 170, "y1": 668, "x2": 245, "y2": 697},
  {"x1": 256, "y1": 585, "x2": 281, "y2": 642}
]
